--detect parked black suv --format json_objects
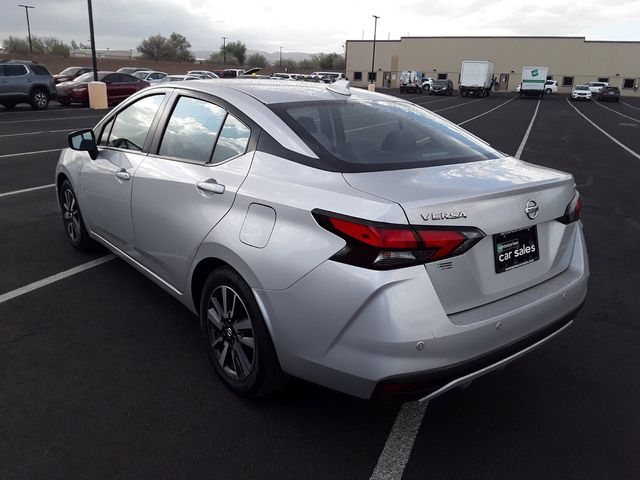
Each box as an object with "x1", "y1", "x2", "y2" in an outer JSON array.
[
  {"x1": 598, "y1": 86, "x2": 621, "y2": 102},
  {"x1": 429, "y1": 79, "x2": 454, "y2": 96},
  {"x1": 0, "y1": 60, "x2": 57, "y2": 110}
]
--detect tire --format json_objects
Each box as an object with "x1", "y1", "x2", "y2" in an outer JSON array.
[
  {"x1": 58, "y1": 180, "x2": 96, "y2": 251},
  {"x1": 30, "y1": 89, "x2": 49, "y2": 110},
  {"x1": 200, "y1": 267, "x2": 288, "y2": 397},
  {"x1": 545, "y1": 88, "x2": 552, "y2": 94}
]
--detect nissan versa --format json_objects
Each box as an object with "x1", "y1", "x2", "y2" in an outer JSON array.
[{"x1": 56, "y1": 80, "x2": 589, "y2": 400}]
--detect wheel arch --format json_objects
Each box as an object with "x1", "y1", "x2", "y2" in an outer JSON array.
[
  {"x1": 29, "y1": 84, "x2": 51, "y2": 96},
  {"x1": 189, "y1": 253, "x2": 277, "y2": 345}
]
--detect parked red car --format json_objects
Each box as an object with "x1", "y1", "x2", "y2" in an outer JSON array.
[{"x1": 55, "y1": 71, "x2": 149, "y2": 106}]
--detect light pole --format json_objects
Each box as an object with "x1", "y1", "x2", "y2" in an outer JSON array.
[
  {"x1": 370, "y1": 15, "x2": 379, "y2": 84},
  {"x1": 221, "y1": 36, "x2": 227, "y2": 64},
  {"x1": 17, "y1": 4, "x2": 34, "y2": 54},
  {"x1": 87, "y1": 0, "x2": 98, "y2": 81},
  {"x1": 279, "y1": 46, "x2": 283, "y2": 69}
]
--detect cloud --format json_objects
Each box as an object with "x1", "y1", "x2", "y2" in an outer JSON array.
[{"x1": 1, "y1": 0, "x2": 638, "y2": 54}]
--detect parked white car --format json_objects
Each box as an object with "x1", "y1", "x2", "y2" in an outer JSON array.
[
  {"x1": 187, "y1": 70, "x2": 220, "y2": 79},
  {"x1": 586, "y1": 81, "x2": 609, "y2": 95},
  {"x1": 544, "y1": 80, "x2": 558, "y2": 94},
  {"x1": 133, "y1": 71, "x2": 168, "y2": 85},
  {"x1": 272, "y1": 73, "x2": 297, "y2": 81},
  {"x1": 570, "y1": 85, "x2": 592, "y2": 101}
]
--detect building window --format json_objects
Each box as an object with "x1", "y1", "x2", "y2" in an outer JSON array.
[
  {"x1": 353, "y1": 72, "x2": 362, "y2": 81},
  {"x1": 598, "y1": 77, "x2": 609, "y2": 83},
  {"x1": 562, "y1": 76, "x2": 574, "y2": 87},
  {"x1": 547, "y1": 75, "x2": 553, "y2": 80},
  {"x1": 437, "y1": 73, "x2": 448, "y2": 80},
  {"x1": 623, "y1": 78, "x2": 635, "y2": 89},
  {"x1": 368, "y1": 72, "x2": 377, "y2": 82}
]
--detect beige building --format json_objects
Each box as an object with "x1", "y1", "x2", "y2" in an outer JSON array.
[{"x1": 345, "y1": 36, "x2": 640, "y2": 97}]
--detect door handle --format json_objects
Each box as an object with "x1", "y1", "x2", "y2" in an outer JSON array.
[
  {"x1": 196, "y1": 179, "x2": 225, "y2": 194},
  {"x1": 115, "y1": 169, "x2": 131, "y2": 181}
]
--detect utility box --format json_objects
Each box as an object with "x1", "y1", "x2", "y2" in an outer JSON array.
[{"x1": 88, "y1": 81, "x2": 108, "y2": 109}]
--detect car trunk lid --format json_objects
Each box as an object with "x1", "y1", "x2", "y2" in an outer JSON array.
[{"x1": 343, "y1": 157, "x2": 577, "y2": 314}]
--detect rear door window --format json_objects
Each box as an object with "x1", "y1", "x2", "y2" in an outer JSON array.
[
  {"x1": 211, "y1": 114, "x2": 251, "y2": 163},
  {"x1": 105, "y1": 94, "x2": 165, "y2": 151},
  {"x1": 3, "y1": 65, "x2": 28, "y2": 76},
  {"x1": 158, "y1": 96, "x2": 226, "y2": 162}
]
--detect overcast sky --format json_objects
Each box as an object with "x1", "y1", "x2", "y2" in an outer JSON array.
[{"x1": 2, "y1": 0, "x2": 639, "y2": 54}]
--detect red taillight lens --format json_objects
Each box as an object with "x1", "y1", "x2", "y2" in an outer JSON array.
[
  {"x1": 556, "y1": 191, "x2": 582, "y2": 224},
  {"x1": 417, "y1": 229, "x2": 466, "y2": 261},
  {"x1": 329, "y1": 217, "x2": 420, "y2": 249},
  {"x1": 314, "y1": 210, "x2": 484, "y2": 270}
]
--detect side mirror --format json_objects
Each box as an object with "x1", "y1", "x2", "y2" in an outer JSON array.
[{"x1": 68, "y1": 129, "x2": 98, "y2": 160}]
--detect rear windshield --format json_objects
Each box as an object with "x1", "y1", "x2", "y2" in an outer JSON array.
[{"x1": 269, "y1": 100, "x2": 500, "y2": 172}]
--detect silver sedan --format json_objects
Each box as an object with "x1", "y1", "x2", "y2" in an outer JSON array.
[{"x1": 56, "y1": 80, "x2": 588, "y2": 401}]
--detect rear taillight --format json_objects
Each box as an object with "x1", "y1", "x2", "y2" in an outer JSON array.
[
  {"x1": 556, "y1": 191, "x2": 582, "y2": 224},
  {"x1": 313, "y1": 210, "x2": 484, "y2": 270}
]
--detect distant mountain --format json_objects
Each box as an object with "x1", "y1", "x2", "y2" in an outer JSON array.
[{"x1": 192, "y1": 49, "x2": 315, "y2": 63}]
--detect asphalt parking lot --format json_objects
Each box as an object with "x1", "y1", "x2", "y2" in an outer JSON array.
[{"x1": 1, "y1": 92, "x2": 639, "y2": 479}]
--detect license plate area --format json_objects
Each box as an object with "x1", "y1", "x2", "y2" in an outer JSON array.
[{"x1": 493, "y1": 226, "x2": 539, "y2": 274}]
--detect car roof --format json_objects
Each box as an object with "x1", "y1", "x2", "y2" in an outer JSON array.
[{"x1": 149, "y1": 78, "x2": 384, "y2": 105}]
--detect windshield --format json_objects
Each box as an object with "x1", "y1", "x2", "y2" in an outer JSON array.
[
  {"x1": 133, "y1": 72, "x2": 149, "y2": 79},
  {"x1": 575, "y1": 86, "x2": 589, "y2": 91},
  {"x1": 434, "y1": 80, "x2": 448, "y2": 86},
  {"x1": 60, "y1": 67, "x2": 80, "y2": 76},
  {"x1": 74, "y1": 72, "x2": 107, "y2": 82},
  {"x1": 270, "y1": 100, "x2": 500, "y2": 173}
]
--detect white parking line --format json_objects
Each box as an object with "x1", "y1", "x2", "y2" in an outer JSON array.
[
  {"x1": 621, "y1": 101, "x2": 640, "y2": 112},
  {"x1": 370, "y1": 401, "x2": 428, "y2": 480},
  {"x1": 413, "y1": 96, "x2": 458, "y2": 106},
  {"x1": 0, "y1": 115, "x2": 101, "y2": 125},
  {"x1": 458, "y1": 96, "x2": 517, "y2": 126},
  {"x1": 433, "y1": 97, "x2": 485, "y2": 113},
  {"x1": 0, "y1": 129, "x2": 74, "y2": 138},
  {"x1": 515, "y1": 99, "x2": 541, "y2": 159},
  {"x1": 0, "y1": 184, "x2": 55, "y2": 198},
  {"x1": 0, "y1": 255, "x2": 116, "y2": 305},
  {"x1": 566, "y1": 98, "x2": 640, "y2": 161},
  {"x1": 592, "y1": 100, "x2": 640, "y2": 123},
  {"x1": 0, "y1": 148, "x2": 61, "y2": 159}
]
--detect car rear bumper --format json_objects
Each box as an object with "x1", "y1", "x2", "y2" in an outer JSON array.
[{"x1": 255, "y1": 222, "x2": 589, "y2": 400}]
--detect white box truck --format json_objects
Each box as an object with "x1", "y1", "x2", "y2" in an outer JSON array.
[
  {"x1": 459, "y1": 60, "x2": 495, "y2": 97},
  {"x1": 520, "y1": 66, "x2": 549, "y2": 98},
  {"x1": 399, "y1": 71, "x2": 423, "y2": 94}
]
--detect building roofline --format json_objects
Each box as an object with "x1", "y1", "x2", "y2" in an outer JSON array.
[{"x1": 346, "y1": 36, "x2": 640, "y2": 45}]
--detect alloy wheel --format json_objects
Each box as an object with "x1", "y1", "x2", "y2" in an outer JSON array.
[
  {"x1": 34, "y1": 91, "x2": 48, "y2": 109},
  {"x1": 62, "y1": 188, "x2": 81, "y2": 242},
  {"x1": 207, "y1": 285, "x2": 255, "y2": 380}
]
